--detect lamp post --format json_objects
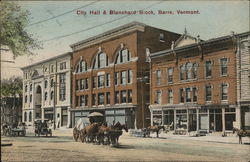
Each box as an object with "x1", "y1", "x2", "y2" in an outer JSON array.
[{"x1": 53, "y1": 81, "x2": 56, "y2": 130}]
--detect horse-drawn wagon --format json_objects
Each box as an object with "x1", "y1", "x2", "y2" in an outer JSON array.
[
  {"x1": 2, "y1": 123, "x2": 26, "y2": 137},
  {"x1": 34, "y1": 119, "x2": 52, "y2": 137}
]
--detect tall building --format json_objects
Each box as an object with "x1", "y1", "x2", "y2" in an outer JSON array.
[
  {"x1": 70, "y1": 22, "x2": 181, "y2": 128},
  {"x1": 21, "y1": 52, "x2": 72, "y2": 128},
  {"x1": 149, "y1": 31, "x2": 240, "y2": 134},
  {"x1": 236, "y1": 32, "x2": 250, "y2": 130}
]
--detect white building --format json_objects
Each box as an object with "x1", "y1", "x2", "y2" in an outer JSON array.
[
  {"x1": 236, "y1": 32, "x2": 250, "y2": 130},
  {"x1": 21, "y1": 52, "x2": 72, "y2": 128}
]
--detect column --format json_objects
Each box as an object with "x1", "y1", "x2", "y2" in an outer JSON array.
[
  {"x1": 162, "y1": 110, "x2": 164, "y2": 125},
  {"x1": 207, "y1": 109, "x2": 210, "y2": 133},
  {"x1": 174, "y1": 109, "x2": 176, "y2": 132},
  {"x1": 41, "y1": 108, "x2": 45, "y2": 120},
  {"x1": 235, "y1": 105, "x2": 241, "y2": 129},
  {"x1": 187, "y1": 109, "x2": 189, "y2": 133},
  {"x1": 196, "y1": 108, "x2": 199, "y2": 131},
  {"x1": 150, "y1": 110, "x2": 153, "y2": 126},
  {"x1": 222, "y1": 107, "x2": 226, "y2": 132}
]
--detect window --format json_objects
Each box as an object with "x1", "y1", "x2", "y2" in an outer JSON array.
[
  {"x1": 92, "y1": 77, "x2": 96, "y2": 88},
  {"x1": 76, "y1": 60, "x2": 87, "y2": 73},
  {"x1": 220, "y1": 58, "x2": 228, "y2": 76},
  {"x1": 221, "y1": 83, "x2": 228, "y2": 101},
  {"x1": 29, "y1": 112, "x2": 32, "y2": 122},
  {"x1": 80, "y1": 79, "x2": 85, "y2": 90},
  {"x1": 50, "y1": 79, "x2": 54, "y2": 87},
  {"x1": 128, "y1": 70, "x2": 133, "y2": 83},
  {"x1": 75, "y1": 96, "x2": 79, "y2": 107},
  {"x1": 76, "y1": 80, "x2": 79, "y2": 91},
  {"x1": 45, "y1": 80, "x2": 48, "y2": 89},
  {"x1": 51, "y1": 91, "x2": 54, "y2": 100},
  {"x1": 156, "y1": 70, "x2": 161, "y2": 85},
  {"x1": 116, "y1": 49, "x2": 131, "y2": 64},
  {"x1": 115, "y1": 91, "x2": 119, "y2": 104},
  {"x1": 25, "y1": 85, "x2": 27, "y2": 92},
  {"x1": 94, "y1": 52, "x2": 108, "y2": 69},
  {"x1": 128, "y1": 90, "x2": 132, "y2": 103},
  {"x1": 121, "y1": 71, "x2": 126, "y2": 85},
  {"x1": 186, "y1": 63, "x2": 192, "y2": 80},
  {"x1": 60, "y1": 62, "x2": 66, "y2": 70},
  {"x1": 24, "y1": 112, "x2": 27, "y2": 122},
  {"x1": 192, "y1": 63, "x2": 197, "y2": 79},
  {"x1": 45, "y1": 92, "x2": 48, "y2": 101},
  {"x1": 193, "y1": 87, "x2": 197, "y2": 102},
  {"x1": 186, "y1": 88, "x2": 191, "y2": 102},
  {"x1": 180, "y1": 89, "x2": 184, "y2": 103},
  {"x1": 98, "y1": 93, "x2": 104, "y2": 105},
  {"x1": 167, "y1": 68, "x2": 173, "y2": 83},
  {"x1": 180, "y1": 65, "x2": 185, "y2": 80},
  {"x1": 98, "y1": 75, "x2": 105, "y2": 88},
  {"x1": 30, "y1": 95, "x2": 32, "y2": 102},
  {"x1": 121, "y1": 90, "x2": 127, "y2": 103},
  {"x1": 85, "y1": 78, "x2": 89, "y2": 89},
  {"x1": 30, "y1": 84, "x2": 32, "y2": 91},
  {"x1": 156, "y1": 91, "x2": 162, "y2": 104},
  {"x1": 106, "y1": 92, "x2": 110, "y2": 104},
  {"x1": 168, "y1": 89, "x2": 173, "y2": 104},
  {"x1": 159, "y1": 33, "x2": 165, "y2": 42},
  {"x1": 92, "y1": 94, "x2": 96, "y2": 106},
  {"x1": 59, "y1": 73, "x2": 66, "y2": 101},
  {"x1": 115, "y1": 72, "x2": 119, "y2": 85},
  {"x1": 80, "y1": 95, "x2": 85, "y2": 106},
  {"x1": 85, "y1": 95, "x2": 88, "y2": 106},
  {"x1": 206, "y1": 85, "x2": 212, "y2": 101},
  {"x1": 106, "y1": 73, "x2": 110, "y2": 87},
  {"x1": 25, "y1": 96, "x2": 27, "y2": 103},
  {"x1": 51, "y1": 65, "x2": 54, "y2": 73},
  {"x1": 205, "y1": 61, "x2": 212, "y2": 78}
]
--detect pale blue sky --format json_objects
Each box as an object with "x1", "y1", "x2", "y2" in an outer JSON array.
[{"x1": 1, "y1": 1, "x2": 249, "y2": 78}]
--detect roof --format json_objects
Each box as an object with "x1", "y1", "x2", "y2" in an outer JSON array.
[
  {"x1": 70, "y1": 21, "x2": 147, "y2": 51},
  {"x1": 21, "y1": 52, "x2": 72, "y2": 70}
]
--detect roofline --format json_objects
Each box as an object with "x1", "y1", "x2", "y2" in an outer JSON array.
[
  {"x1": 150, "y1": 31, "x2": 250, "y2": 58},
  {"x1": 21, "y1": 52, "x2": 72, "y2": 70},
  {"x1": 70, "y1": 21, "x2": 147, "y2": 51}
]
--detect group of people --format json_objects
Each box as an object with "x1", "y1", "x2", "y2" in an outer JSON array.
[{"x1": 1, "y1": 122, "x2": 26, "y2": 136}]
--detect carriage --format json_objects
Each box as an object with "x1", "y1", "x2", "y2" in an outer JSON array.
[
  {"x1": 2, "y1": 123, "x2": 26, "y2": 137},
  {"x1": 34, "y1": 119, "x2": 52, "y2": 137}
]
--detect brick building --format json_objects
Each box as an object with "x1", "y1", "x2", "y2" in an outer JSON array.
[
  {"x1": 70, "y1": 22, "x2": 180, "y2": 128},
  {"x1": 21, "y1": 52, "x2": 72, "y2": 128},
  {"x1": 149, "y1": 31, "x2": 240, "y2": 134}
]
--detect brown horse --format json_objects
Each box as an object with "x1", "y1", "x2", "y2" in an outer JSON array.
[
  {"x1": 73, "y1": 127, "x2": 80, "y2": 142},
  {"x1": 80, "y1": 123, "x2": 101, "y2": 143},
  {"x1": 232, "y1": 128, "x2": 250, "y2": 144},
  {"x1": 108, "y1": 122, "x2": 128, "y2": 146},
  {"x1": 96, "y1": 122, "x2": 111, "y2": 145},
  {"x1": 146, "y1": 125, "x2": 165, "y2": 138}
]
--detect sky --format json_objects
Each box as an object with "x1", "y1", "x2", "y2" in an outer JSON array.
[{"x1": 1, "y1": 1, "x2": 249, "y2": 79}]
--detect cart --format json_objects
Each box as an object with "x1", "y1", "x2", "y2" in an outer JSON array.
[{"x1": 34, "y1": 119, "x2": 52, "y2": 137}]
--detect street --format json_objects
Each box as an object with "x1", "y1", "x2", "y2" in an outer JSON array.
[{"x1": 1, "y1": 129, "x2": 250, "y2": 161}]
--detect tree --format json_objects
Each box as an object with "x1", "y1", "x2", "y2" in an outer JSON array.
[
  {"x1": 1, "y1": 77, "x2": 23, "y2": 97},
  {"x1": 0, "y1": 2, "x2": 41, "y2": 59}
]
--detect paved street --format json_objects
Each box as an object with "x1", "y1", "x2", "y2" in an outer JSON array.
[{"x1": 1, "y1": 129, "x2": 250, "y2": 162}]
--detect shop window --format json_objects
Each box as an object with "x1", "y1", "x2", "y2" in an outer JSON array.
[
  {"x1": 156, "y1": 70, "x2": 161, "y2": 86},
  {"x1": 128, "y1": 90, "x2": 132, "y2": 103},
  {"x1": 205, "y1": 60, "x2": 212, "y2": 78},
  {"x1": 206, "y1": 85, "x2": 212, "y2": 101},
  {"x1": 220, "y1": 58, "x2": 228, "y2": 76},
  {"x1": 115, "y1": 91, "x2": 119, "y2": 104},
  {"x1": 121, "y1": 90, "x2": 127, "y2": 103},
  {"x1": 98, "y1": 93, "x2": 104, "y2": 105},
  {"x1": 106, "y1": 92, "x2": 110, "y2": 104},
  {"x1": 168, "y1": 89, "x2": 173, "y2": 104},
  {"x1": 167, "y1": 68, "x2": 173, "y2": 83}
]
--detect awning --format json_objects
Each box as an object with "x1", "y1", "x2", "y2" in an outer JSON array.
[{"x1": 87, "y1": 112, "x2": 103, "y2": 117}]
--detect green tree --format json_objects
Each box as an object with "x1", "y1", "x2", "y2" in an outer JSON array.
[
  {"x1": 0, "y1": 2, "x2": 41, "y2": 59},
  {"x1": 0, "y1": 77, "x2": 22, "y2": 97}
]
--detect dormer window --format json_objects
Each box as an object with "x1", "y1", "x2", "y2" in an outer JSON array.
[
  {"x1": 93, "y1": 52, "x2": 109, "y2": 69},
  {"x1": 115, "y1": 49, "x2": 131, "y2": 64}
]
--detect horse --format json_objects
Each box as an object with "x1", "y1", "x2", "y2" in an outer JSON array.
[
  {"x1": 79, "y1": 123, "x2": 101, "y2": 143},
  {"x1": 145, "y1": 125, "x2": 165, "y2": 138},
  {"x1": 232, "y1": 128, "x2": 250, "y2": 144},
  {"x1": 96, "y1": 122, "x2": 111, "y2": 145},
  {"x1": 108, "y1": 122, "x2": 128, "y2": 146},
  {"x1": 73, "y1": 127, "x2": 80, "y2": 142}
]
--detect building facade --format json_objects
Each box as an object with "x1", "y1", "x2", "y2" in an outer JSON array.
[
  {"x1": 236, "y1": 32, "x2": 250, "y2": 130},
  {"x1": 149, "y1": 32, "x2": 239, "y2": 133},
  {"x1": 21, "y1": 52, "x2": 72, "y2": 128},
  {"x1": 70, "y1": 22, "x2": 181, "y2": 128}
]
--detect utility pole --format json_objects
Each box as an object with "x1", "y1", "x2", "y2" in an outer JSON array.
[{"x1": 53, "y1": 81, "x2": 56, "y2": 130}]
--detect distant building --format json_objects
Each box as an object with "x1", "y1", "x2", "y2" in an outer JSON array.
[
  {"x1": 236, "y1": 32, "x2": 250, "y2": 130},
  {"x1": 70, "y1": 22, "x2": 181, "y2": 128},
  {"x1": 149, "y1": 30, "x2": 240, "y2": 133},
  {"x1": 21, "y1": 52, "x2": 72, "y2": 128}
]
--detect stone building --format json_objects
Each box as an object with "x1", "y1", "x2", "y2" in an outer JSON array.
[
  {"x1": 21, "y1": 52, "x2": 72, "y2": 128},
  {"x1": 236, "y1": 32, "x2": 250, "y2": 130},
  {"x1": 70, "y1": 22, "x2": 181, "y2": 128},
  {"x1": 149, "y1": 31, "x2": 239, "y2": 134}
]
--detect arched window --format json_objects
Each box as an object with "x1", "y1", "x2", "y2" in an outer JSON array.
[
  {"x1": 25, "y1": 85, "x2": 27, "y2": 92},
  {"x1": 29, "y1": 112, "x2": 32, "y2": 122},
  {"x1": 186, "y1": 63, "x2": 192, "y2": 80},
  {"x1": 45, "y1": 92, "x2": 48, "y2": 100},
  {"x1": 51, "y1": 91, "x2": 54, "y2": 100},
  {"x1": 115, "y1": 49, "x2": 131, "y2": 64},
  {"x1": 76, "y1": 60, "x2": 87, "y2": 73},
  {"x1": 50, "y1": 79, "x2": 54, "y2": 87},
  {"x1": 45, "y1": 80, "x2": 48, "y2": 89},
  {"x1": 192, "y1": 63, "x2": 198, "y2": 79},
  {"x1": 30, "y1": 95, "x2": 32, "y2": 102},
  {"x1": 93, "y1": 52, "x2": 108, "y2": 69},
  {"x1": 24, "y1": 112, "x2": 27, "y2": 122},
  {"x1": 25, "y1": 96, "x2": 27, "y2": 103},
  {"x1": 180, "y1": 65, "x2": 185, "y2": 80}
]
